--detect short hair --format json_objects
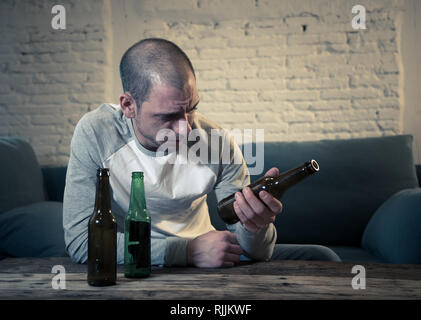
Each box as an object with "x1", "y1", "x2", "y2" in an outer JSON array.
[{"x1": 119, "y1": 38, "x2": 196, "y2": 108}]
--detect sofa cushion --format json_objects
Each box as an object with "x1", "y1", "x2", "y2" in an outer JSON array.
[
  {"x1": 211, "y1": 135, "x2": 418, "y2": 247},
  {"x1": 0, "y1": 201, "x2": 67, "y2": 257},
  {"x1": 0, "y1": 137, "x2": 45, "y2": 214},
  {"x1": 327, "y1": 246, "x2": 384, "y2": 263},
  {"x1": 41, "y1": 167, "x2": 67, "y2": 202},
  {"x1": 362, "y1": 188, "x2": 421, "y2": 264},
  {"x1": 253, "y1": 135, "x2": 418, "y2": 246}
]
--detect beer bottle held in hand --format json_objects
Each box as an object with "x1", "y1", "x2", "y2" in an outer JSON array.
[
  {"x1": 217, "y1": 160, "x2": 320, "y2": 224},
  {"x1": 124, "y1": 172, "x2": 151, "y2": 278},
  {"x1": 88, "y1": 168, "x2": 117, "y2": 286}
]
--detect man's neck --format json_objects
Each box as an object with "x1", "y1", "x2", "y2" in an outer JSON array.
[{"x1": 130, "y1": 118, "x2": 158, "y2": 152}]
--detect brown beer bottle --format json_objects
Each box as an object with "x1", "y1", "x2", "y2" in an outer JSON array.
[
  {"x1": 217, "y1": 160, "x2": 320, "y2": 224},
  {"x1": 88, "y1": 168, "x2": 117, "y2": 286}
]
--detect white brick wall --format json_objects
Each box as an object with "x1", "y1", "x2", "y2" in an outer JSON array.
[
  {"x1": 0, "y1": 0, "x2": 109, "y2": 166},
  {"x1": 1, "y1": 0, "x2": 417, "y2": 166}
]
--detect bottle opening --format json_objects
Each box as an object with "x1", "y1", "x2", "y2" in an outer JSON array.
[
  {"x1": 310, "y1": 160, "x2": 319, "y2": 172},
  {"x1": 97, "y1": 168, "x2": 110, "y2": 176},
  {"x1": 132, "y1": 171, "x2": 144, "y2": 178}
]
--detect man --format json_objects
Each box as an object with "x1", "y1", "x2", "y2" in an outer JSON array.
[{"x1": 63, "y1": 38, "x2": 340, "y2": 267}]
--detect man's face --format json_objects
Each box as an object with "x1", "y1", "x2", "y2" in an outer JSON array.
[{"x1": 131, "y1": 74, "x2": 200, "y2": 151}]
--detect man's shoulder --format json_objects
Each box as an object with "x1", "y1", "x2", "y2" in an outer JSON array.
[
  {"x1": 78, "y1": 103, "x2": 124, "y2": 127},
  {"x1": 72, "y1": 103, "x2": 131, "y2": 156},
  {"x1": 76, "y1": 103, "x2": 130, "y2": 136}
]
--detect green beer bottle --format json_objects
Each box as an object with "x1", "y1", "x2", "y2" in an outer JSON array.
[
  {"x1": 124, "y1": 172, "x2": 151, "y2": 278},
  {"x1": 88, "y1": 168, "x2": 117, "y2": 286}
]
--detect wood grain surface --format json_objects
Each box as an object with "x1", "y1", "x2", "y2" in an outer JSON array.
[{"x1": 0, "y1": 257, "x2": 420, "y2": 300}]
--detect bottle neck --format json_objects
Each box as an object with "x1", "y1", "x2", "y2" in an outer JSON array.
[
  {"x1": 273, "y1": 161, "x2": 317, "y2": 190},
  {"x1": 128, "y1": 175, "x2": 149, "y2": 221},
  {"x1": 94, "y1": 176, "x2": 111, "y2": 212}
]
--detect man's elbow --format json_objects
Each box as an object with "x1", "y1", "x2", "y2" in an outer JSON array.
[
  {"x1": 64, "y1": 232, "x2": 88, "y2": 264},
  {"x1": 244, "y1": 244, "x2": 275, "y2": 261},
  {"x1": 67, "y1": 248, "x2": 87, "y2": 264}
]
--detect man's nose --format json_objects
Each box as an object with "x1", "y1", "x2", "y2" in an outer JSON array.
[{"x1": 173, "y1": 117, "x2": 192, "y2": 137}]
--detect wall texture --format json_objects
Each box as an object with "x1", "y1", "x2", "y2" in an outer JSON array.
[
  {"x1": 0, "y1": 0, "x2": 419, "y2": 166},
  {"x1": 0, "y1": 0, "x2": 111, "y2": 165}
]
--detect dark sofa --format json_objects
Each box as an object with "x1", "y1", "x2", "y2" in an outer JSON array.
[{"x1": 1, "y1": 135, "x2": 420, "y2": 264}]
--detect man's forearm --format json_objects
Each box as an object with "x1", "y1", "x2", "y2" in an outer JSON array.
[{"x1": 227, "y1": 222, "x2": 277, "y2": 261}]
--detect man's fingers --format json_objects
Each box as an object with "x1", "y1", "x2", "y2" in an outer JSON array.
[
  {"x1": 236, "y1": 191, "x2": 266, "y2": 227},
  {"x1": 259, "y1": 191, "x2": 283, "y2": 214},
  {"x1": 233, "y1": 200, "x2": 260, "y2": 233},
  {"x1": 221, "y1": 261, "x2": 235, "y2": 268},
  {"x1": 242, "y1": 187, "x2": 275, "y2": 225},
  {"x1": 223, "y1": 252, "x2": 241, "y2": 264},
  {"x1": 264, "y1": 167, "x2": 279, "y2": 177},
  {"x1": 227, "y1": 243, "x2": 243, "y2": 255},
  {"x1": 242, "y1": 187, "x2": 266, "y2": 215},
  {"x1": 223, "y1": 231, "x2": 240, "y2": 245}
]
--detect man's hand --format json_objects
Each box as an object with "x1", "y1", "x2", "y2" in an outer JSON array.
[
  {"x1": 187, "y1": 230, "x2": 243, "y2": 268},
  {"x1": 233, "y1": 167, "x2": 283, "y2": 233}
]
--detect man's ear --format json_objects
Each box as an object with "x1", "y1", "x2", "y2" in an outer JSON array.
[{"x1": 120, "y1": 93, "x2": 137, "y2": 118}]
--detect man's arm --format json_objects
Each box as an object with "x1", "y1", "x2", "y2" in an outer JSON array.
[
  {"x1": 63, "y1": 116, "x2": 188, "y2": 266},
  {"x1": 213, "y1": 132, "x2": 279, "y2": 261}
]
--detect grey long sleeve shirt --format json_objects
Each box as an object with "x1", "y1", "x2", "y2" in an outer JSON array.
[{"x1": 63, "y1": 104, "x2": 276, "y2": 266}]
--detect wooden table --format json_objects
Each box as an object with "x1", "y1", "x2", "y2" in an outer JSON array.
[{"x1": 0, "y1": 257, "x2": 420, "y2": 300}]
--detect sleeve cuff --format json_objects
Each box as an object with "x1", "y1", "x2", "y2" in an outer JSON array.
[
  {"x1": 164, "y1": 236, "x2": 189, "y2": 267},
  {"x1": 228, "y1": 222, "x2": 277, "y2": 261}
]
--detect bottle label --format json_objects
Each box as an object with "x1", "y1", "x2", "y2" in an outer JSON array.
[{"x1": 128, "y1": 221, "x2": 151, "y2": 269}]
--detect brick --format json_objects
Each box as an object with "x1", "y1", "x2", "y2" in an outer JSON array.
[
  {"x1": 50, "y1": 52, "x2": 79, "y2": 63},
  {"x1": 377, "y1": 120, "x2": 400, "y2": 131},
  {"x1": 31, "y1": 115, "x2": 63, "y2": 125},
  {"x1": 30, "y1": 31, "x2": 86, "y2": 42},
  {"x1": 198, "y1": 70, "x2": 228, "y2": 80},
  {"x1": 261, "y1": 90, "x2": 319, "y2": 101},
  {"x1": 200, "y1": 47, "x2": 256, "y2": 59},
  {"x1": 229, "y1": 78, "x2": 284, "y2": 90},
  {"x1": 230, "y1": 36, "x2": 286, "y2": 48},
  {"x1": 287, "y1": 78, "x2": 348, "y2": 90},
  {"x1": 295, "y1": 100, "x2": 352, "y2": 111},
  {"x1": 206, "y1": 112, "x2": 255, "y2": 124},
  {"x1": 349, "y1": 120, "x2": 379, "y2": 132},
  {"x1": 193, "y1": 59, "x2": 229, "y2": 70},
  {"x1": 320, "y1": 33, "x2": 347, "y2": 44},
  {"x1": 0, "y1": 85, "x2": 10, "y2": 94},
  {"x1": 287, "y1": 55, "x2": 347, "y2": 68},
  {"x1": 199, "y1": 79, "x2": 227, "y2": 90},
  {"x1": 32, "y1": 72, "x2": 87, "y2": 84},
  {"x1": 287, "y1": 34, "x2": 319, "y2": 45},
  {"x1": 71, "y1": 41, "x2": 104, "y2": 52},
  {"x1": 31, "y1": 94, "x2": 69, "y2": 104},
  {"x1": 320, "y1": 88, "x2": 379, "y2": 100},
  {"x1": 255, "y1": 112, "x2": 280, "y2": 123},
  {"x1": 315, "y1": 109, "x2": 378, "y2": 122},
  {"x1": 201, "y1": 90, "x2": 259, "y2": 103},
  {"x1": 282, "y1": 110, "x2": 316, "y2": 123}
]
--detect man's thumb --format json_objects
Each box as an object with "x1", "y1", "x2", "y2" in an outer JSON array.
[{"x1": 264, "y1": 167, "x2": 279, "y2": 177}]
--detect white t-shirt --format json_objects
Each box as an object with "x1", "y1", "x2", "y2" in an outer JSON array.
[{"x1": 63, "y1": 103, "x2": 276, "y2": 266}]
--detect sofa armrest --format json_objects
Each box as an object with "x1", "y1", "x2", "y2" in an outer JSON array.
[
  {"x1": 362, "y1": 188, "x2": 421, "y2": 264},
  {"x1": 41, "y1": 167, "x2": 67, "y2": 202}
]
